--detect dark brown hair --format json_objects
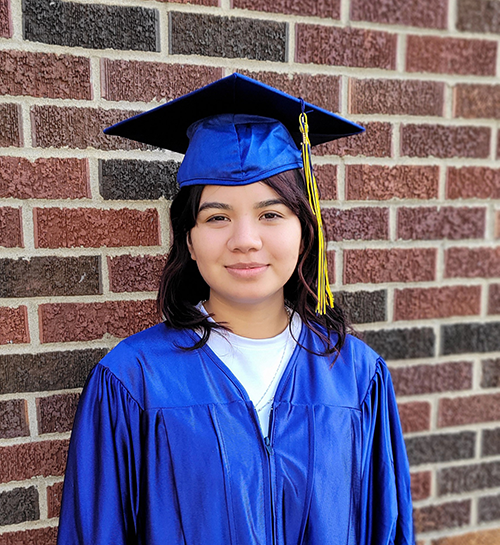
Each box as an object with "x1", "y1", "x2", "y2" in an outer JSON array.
[{"x1": 157, "y1": 169, "x2": 347, "y2": 356}]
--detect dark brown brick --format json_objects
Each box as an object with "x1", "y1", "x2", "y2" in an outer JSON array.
[
  {"x1": 296, "y1": 25, "x2": 397, "y2": 69},
  {"x1": 0, "y1": 526, "x2": 58, "y2": 545},
  {"x1": 397, "y1": 206, "x2": 485, "y2": 240},
  {"x1": 170, "y1": 12, "x2": 287, "y2": 62},
  {"x1": 323, "y1": 207, "x2": 389, "y2": 241},
  {"x1": 431, "y1": 529, "x2": 500, "y2": 545},
  {"x1": 406, "y1": 35, "x2": 497, "y2": 76},
  {"x1": 445, "y1": 247, "x2": 500, "y2": 278},
  {"x1": 394, "y1": 286, "x2": 481, "y2": 320},
  {"x1": 411, "y1": 471, "x2": 431, "y2": 501},
  {"x1": 457, "y1": 0, "x2": 500, "y2": 33},
  {"x1": 34, "y1": 207, "x2": 160, "y2": 248},
  {"x1": 31, "y1": 106, "x2": 144, "y2": 150},
  {"x1": 439, "y1": 393, "x2": 500, "y2": 427},
  {"x1": 37, "y1": 393, "x2": 80, "y2": 434},
  {"x1": 233, "y1": 0, "x2": 340, "y2": 18},
  {"x1": 455, "y1": 84, "x2": 500, "y2": 120},
  {"x1": 39, "y1": 300, "x2": 158, "y2": 343},
  {"x1": 161, "y1": 0, "x2": 217, "y2": 4},
  {"x1": 109, "y1": 254, "x2": 167, "y2": 293},
  {"x1": 398, "y1": 401, "x2": 430, "y2": 433},
  {"x1": 0, "y1": 50, "x2": 91, "y2": 99},
  {"x1": 102, "y1": 60, "x2": 222, "y2": 103},
  {"x1": 349, "y1": 78, "x2": 444, "y2": 116},
  {"x1": 442, "y1": 322, "x2": 500, "y2": 355},
  {"x1": 344, "y1": 248, "x2": 436, "y2": 284},
  {"x1": 0, "y1": 0, "x2": 11, "y2": 37},
  {"x1": 401, "y1": 124, "x2": 490, "y2": 158},
  {"x1": 351, "y1": 0, "x2": 447, "y2": 28},
  {"x1": 314, "y1": 164, "x2": 337, "y2": 200},
  {"x1": 482, "y1": 428, "x2": 500, "y2": 456},
  {"x1": 0, "y1": 440, "x2": 68, "y2": 483},
  {"x1": 0, "y1": 103, "x2": 22, "y2": 147},
  {"x1": 438, "y1": 461, "x2": 500, "y2": 495},
  {"x1": 0, "y1": 399, "x2": 29, "y2": 439},
  {"x1": 0, "y1": 256, "x2": 100, "y2": 297},
  {"x1": 406, "y1": 432, "x2": 475, "y2": 465},
  {"x1": 240, "y1": 70, "x2": 341, "y2": 113},
  {"x1": 0, "y1": 207, "x2": 22, "y2": 248},
  {"x1": 333, "y1": 290, "x2": 386, "y2": 324},
  {"x1": 346, "y1": 165, "x2": 439, "y2": 201},
  {"x1": 390, "y1": 361, "x2": 473, "y2": 396},
  {"x1": 362, "y1": 327, "x2": 435, "y2": 360},
  {"x1": 0, "y1": 306, "x2": 29, "y2": 345},
  {"x1": 479, "y1": 493, "x2": 500, "y2": 523},
  {"x1": 0, "y1": 486, "x2": 39, "y2": 526},
  {"x1": 414, "y1": 500, "x2": 470, "y2": 533},
  {"x1": 447, "y1": 167, "x2": 500, "y2": 199},
  {"x1": 0, "y1": 349, "x2": 106, "y2": 395},
  {"x1": 0, "y1": 157, "x2": 89, "y2": 199},
  {"x1": 482, "y1": 358, "x2": 500, "y2": 389},
  {"x1": 315, "y1": 122, "x2": 392, "y2": 158},
  {"x1": 47, "y1": 481, "x2": 63, "y2": 519},
  {"x1": 488, "y1": 284, "x2": 500, "y2": 314}
]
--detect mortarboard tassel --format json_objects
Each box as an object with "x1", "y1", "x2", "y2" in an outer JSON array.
[{"x1": 299, "y1": 105, "x2": 334, "y2": 315}]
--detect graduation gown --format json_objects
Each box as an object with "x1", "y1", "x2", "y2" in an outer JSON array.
[{"x1": 57, "y1": 322, "x2": 414, "y2": 545}]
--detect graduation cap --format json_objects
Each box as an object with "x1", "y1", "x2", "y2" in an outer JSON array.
[{"x1": 104, "y1": 72, "x2": 364, "y2": 314}]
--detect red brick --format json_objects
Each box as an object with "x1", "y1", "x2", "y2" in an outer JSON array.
[
  {"x1": 240, "y1": 70, "x2": 340, "y2": 113},
  {"x1": 414, "y1": 500, "x2": 470, "y2": 533},
  {"x1": 102, "y1": 61, "x2": 222, "y2": 102},
  {"x1": 31, "y1": 106, "x2": 144, "y2": 150},
  {"x1": 445, "y1": 247, "x2": 500, "y2": 278},
  {"x1": 37, "y1": 393, "x2": 80, "y2": 434},
  {"x1": 296, "y1": 25, "x2": 397, "y2": 70},
  {"x1": 39, "y1": 300, "x2": 158, "y2": 343},
  {"x1": 346, "y1": 165, "x2": 439, "y2": 201},
  {"x1": 411, "y1": 471, "x2": 431, "y2": 501},
  {"x1": 47, "y1": 481, "x2": 64, "y2": 519},
  {"x1": 109, "y1": 254, "x2": 167, "y2": 293},
  {"x1": 0, "y1": 440, "x2": 68, "y2": 483},
  {"x1": 0, "y1": 50, "x2": 91, "y2": 99},
  {"x1": 0, "y1": 103, "x2": 22, "y2": 147},
  {"x1": 487, "y1": 284, "x2": 500, "y2": 315},
  {"x1": 349, "y1": 78, "x2": 444, "y2": 116},
  {"x1": 323, "y1": 207, "x2": 389, "y2": 241},
  {"x1": 401, "y1": 124, "x2": 490, "y2": 159},
  {"x1": 351, "y1": 0, "x2": 447, "y2": 28},
  {"x1": 0, "y1": 306, "x2": 29, "y2": 345},
  {"x1": 233, "y1": 0, "x2": 340, "y2": 18},
  {"x1": 34, "y1": 207, "x2": 160, "y2": 249},
  {"x1": 0, "y1": 399, "x2": 29, "y2": 439},
  {"x1": 447, "y1": 167, "x2": 500, "y2": 199},
  {"x1": 315, "y1": 164, "x2": 337, "y2": 200},
  {"x1": 455, "y1": 84, "x2": 500, "y2": 120},
  {"x1": 157, "y1": 0, "x2": 217, "y2": 4},
  {"x1": 0, "y1": 527, "x2": 58, "y2": 545},
  {"x1": 391, "y1": 361, "x2": 473, "y2": 396},
  {"x1": 394, "y1": 286, "x2": 481, "y2": 321},
  {"x1": 327, "y1": 250, "x2": 335, "y2": 284},
  {"x1": 344, "y1": 248, "x2": 436, "y2": 284},
  {"x1": 397, "y1": 206, "x2": 485, "y2": 240},
  {"x1": 406, "y1": 35, "x2": 497, "y2": 76},
  {"x1": 0, "y1": 206, "x2": 23, "y2": 248},
  {"x1": 457, "y1": 0, "x2": 500, "y2": 33},
  {"x1": 433, "y1": 529, "x2": 500, "y2": 545},
  {"x1": 0, "y1": 157, "x2": 89, "y2": 199},
  {"x1": 398, "y1": 401, "x2": 431, "y2": 433},
  {"x1": 314, "y1": 122, "x2": 392, "y2": 158},
  {"x1": 439, "y1": 393, "x2": 500, "y2": 427},
  {"x1": 0, "y1": 0, "x2": 11, "y2": 37}
]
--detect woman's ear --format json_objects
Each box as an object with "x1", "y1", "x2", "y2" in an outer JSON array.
[{"x1": 186, "y1": 231, "x2": 196, "y2": 261}]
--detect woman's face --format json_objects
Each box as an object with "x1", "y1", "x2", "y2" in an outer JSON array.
[{"x1": 187, "y1": 182, "x2": 302, "y2": 309}]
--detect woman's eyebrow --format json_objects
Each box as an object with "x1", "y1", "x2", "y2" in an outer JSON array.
[
  {"x1": 254, "y1": 198, "x2": 286, "y2": 209},
  {"x1": 198, "y1": 202, "x2": 232, "y2": 213}
]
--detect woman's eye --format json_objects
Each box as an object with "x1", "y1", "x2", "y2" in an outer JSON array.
[
  {"x1": 206, "y1": 215, "x2": 228, "y2": 222},
  {"x1": 261, "y1": 212, "x2": 282, "y2": 220}
]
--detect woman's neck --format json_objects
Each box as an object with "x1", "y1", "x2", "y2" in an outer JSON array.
[{"x1": 204, "y1": 295, "x2": 289, "y2": 339}]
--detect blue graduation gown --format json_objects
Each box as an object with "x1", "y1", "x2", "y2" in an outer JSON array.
[{"x1": 57, "y1": 322, "x2": 414, "y2": 545}]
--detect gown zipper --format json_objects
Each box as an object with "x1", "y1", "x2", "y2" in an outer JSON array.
[{"x1": 264, "y1": 406, "x2": 276, "y2": 545}]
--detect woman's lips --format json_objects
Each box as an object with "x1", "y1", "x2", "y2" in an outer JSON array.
[{"x1": 225, "y1": 263, "x2": 269, "y2": 278}]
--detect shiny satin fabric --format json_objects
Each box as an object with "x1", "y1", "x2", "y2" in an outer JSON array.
[{"x1": 57, "y1": 323, "x2": 415, "y2": 545}]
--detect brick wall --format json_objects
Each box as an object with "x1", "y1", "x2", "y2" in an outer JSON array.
[{"x1": 1, "y1": 0, "x2": 500, "y2": 543}]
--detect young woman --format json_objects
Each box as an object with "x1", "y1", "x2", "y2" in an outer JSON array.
[{"x1": 57, "y1": 74, "x2": 414, "y2": 545}]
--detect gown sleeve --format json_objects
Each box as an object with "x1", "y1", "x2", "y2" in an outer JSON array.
[
  {"x1": 57, "y1": 363, "x2": 142, "y2": 545},
  {"x1": 360, "y1": 359, "x2": 414, "y2": 545}
]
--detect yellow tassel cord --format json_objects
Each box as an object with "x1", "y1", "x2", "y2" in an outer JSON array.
[{"x1": 299, "y1": 111, "x2": 334, "y2": 315}]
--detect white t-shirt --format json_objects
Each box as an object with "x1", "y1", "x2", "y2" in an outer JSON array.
[{"x1": 196, "y1": 304, "x2": 302, "y2": 435}]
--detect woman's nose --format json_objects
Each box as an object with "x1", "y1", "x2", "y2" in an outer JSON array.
[{"x1": 227, "y1": 219, "x2": 263, "y2": 252}]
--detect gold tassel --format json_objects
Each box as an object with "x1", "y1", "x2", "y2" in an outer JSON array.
[{"x1": 299, "y1": 110, "x2": 334, "y2": 315}]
